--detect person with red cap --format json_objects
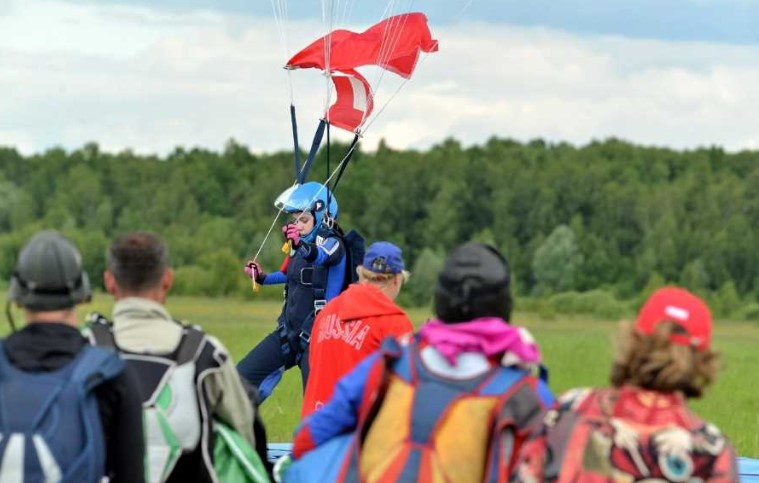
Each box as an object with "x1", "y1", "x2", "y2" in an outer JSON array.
[
  {"x1": 301, "y1": 241, "x2": 413, "y2": 418},
  {"x1": 515, "y1": 287, "x2": 738, "y2": 482}
]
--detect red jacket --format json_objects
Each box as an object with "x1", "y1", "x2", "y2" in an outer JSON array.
[{"x1": 301, "y1": 283, "x2": 413, "y2": 417}]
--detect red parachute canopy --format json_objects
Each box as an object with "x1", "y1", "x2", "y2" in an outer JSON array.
[
  {"x1": 327, "y1": 70, "x2": 373, "y2": 133},
  {"x1": 287, "y1": 12, "x2": 438, "y2": 132},
  {"x1": 287, "y1": 13, "x2": 438, "y2": 78}
]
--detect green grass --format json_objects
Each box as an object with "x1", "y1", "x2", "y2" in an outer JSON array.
[{"x1": 3, "y1": 293, "x2": 758, "y2": 456}]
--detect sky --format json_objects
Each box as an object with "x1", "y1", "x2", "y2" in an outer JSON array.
[{"x1": 1, "y1": 0, "x2": 758, "y2": 155}]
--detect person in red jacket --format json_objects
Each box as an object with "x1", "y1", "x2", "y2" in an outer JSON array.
[{"x1": 301, "y1": 241, "x2": 413, "y2": 417}]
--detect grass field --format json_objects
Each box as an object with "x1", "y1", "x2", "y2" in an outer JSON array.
[{"x1": 5, "y1": 293, "x2": 758, "y2": 457}]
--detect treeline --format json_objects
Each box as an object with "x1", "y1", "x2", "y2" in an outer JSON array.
[{"x1": 1, "y1": 137, "x2": 759, "y2": 318}]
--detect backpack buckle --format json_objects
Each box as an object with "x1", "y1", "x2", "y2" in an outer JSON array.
[
  {"x1": 299, "y1": 267, "x2": 313, "y2": 286},
  {"x1": 277, "y1": 321, "x2": 291, "y2": 355},
  {"x1": 298, "y1": 330, "x2": 311, "y2": 350},
  {"x1": 314, "y1": 299, "x2": 327, "y2": 314}
]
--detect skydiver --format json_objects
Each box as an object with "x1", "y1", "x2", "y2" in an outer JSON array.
[{"x1": 239, "y1": 182, "x2": 348, "y2": 402}]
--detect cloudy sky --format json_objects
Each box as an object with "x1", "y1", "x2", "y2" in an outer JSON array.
[{"x1": 1, "y1": 0, "x2": 758, "y2": 155}]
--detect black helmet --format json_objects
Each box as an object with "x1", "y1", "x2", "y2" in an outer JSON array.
[
  {"x1": 434, "y1": 242, "x2": 512, "y2": 323},
  {"x1": 8, "y1": 230, "x2": 91, "y2": 311}
]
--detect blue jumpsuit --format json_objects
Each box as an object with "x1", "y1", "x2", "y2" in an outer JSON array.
[{"x1": 237, "y1": 226, "x2": 346, "y2": 401}]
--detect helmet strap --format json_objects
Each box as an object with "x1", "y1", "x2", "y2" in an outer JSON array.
[{"x1": 323, "y1": 213, "x2": 335, "y2": 230}]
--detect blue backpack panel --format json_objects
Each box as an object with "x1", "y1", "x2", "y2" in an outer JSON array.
[{"x1": 0, "y1": 342, "x2": 124, "y2": 483}]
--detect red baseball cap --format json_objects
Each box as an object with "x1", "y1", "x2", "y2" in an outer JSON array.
[{"x1": 635, "y1": 287, "x2": 712, "y2": 351}]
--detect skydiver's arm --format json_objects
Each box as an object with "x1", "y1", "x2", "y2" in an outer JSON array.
[
  {"x1": 292, "y1": 352, "x2": 380, "y2": 458},
  {"x1": 296, "y1": 236, "x2": 345, "y2": 266},
  {"x1": 262, "y1": 271, "x2": 287, "y2": 285}
]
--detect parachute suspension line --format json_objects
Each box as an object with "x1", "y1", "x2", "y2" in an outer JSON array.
[
  {"x1": 372, "y1": 0, "x2": 403, "y2": 89},
  {"x1": 270, "y1": 0, "x2": 294, "y2": 102},
  {"x1": 250, "y1": 202, "x2": 289, "y2": 264},
  {"x1": 364, "y1": 0, "x2": 474, "y2": 133},
  {"x1": 375, "y1": 2, "x2": 412, "y2": 74},
  {"x1": 368, "y1": 5, "x2": 414, "y2": 120},
  {"x1": 271, "y1": 0, "x2": 299, "y2": 179},
  {"x1": 326, "y1": 122, "x2": 332, "y2": 219},
  {"x1": 361, "y1": 0, "x2": 414, "y2": 130},
  {"x1": 339, "y1": 0, "x2": 356, "y2": 29},
  {"x1": 378, "y1": 0, "x2": 398, "y2": 24},
  {"x1": 321, "y1": 0, "x2": 336, "y2": 118}
]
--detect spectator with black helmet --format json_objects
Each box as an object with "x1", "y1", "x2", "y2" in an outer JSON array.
[
  {"x1": 287, "y1": 242, "x2": 554, "y2": 482},
  {"x1": 0, "y1": 230, "x2": 145, "y2": 483},
  {"x1": 516, "y1": 287, "x2": 738, "y2": 482},
  {"x1": 301, "y1": 241, "x2": 413, "y2": 418}
]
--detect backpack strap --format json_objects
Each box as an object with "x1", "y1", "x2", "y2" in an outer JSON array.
[
  {"x1": 341, "y1": 229, "x2": 365, "y2": 287},
  {"x1": 87, "y1": 312, "x2": 206, "y2": 366},
  {"x1": 71, "y1": 345, "x2": 124, "y2": 391},
  {"x1": 296, "y1": 228, "x2": 343, "y2": 354},
  {"x1": 174, "y1": 325, "x2": 206, "y2": 366},
  {"x1": 479, "y1": 367, "x2": 530, "y2": 396},
  {"x1": 86, "y1": 312, "x2": 117, "y2": 349},
  {"x1": 0, "y1": 341, "x2": 12, "y2": 378}
]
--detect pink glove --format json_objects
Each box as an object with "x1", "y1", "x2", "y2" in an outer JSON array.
[
  {"x1": 284, "y1": 224, "x2": 302, "y2": 248},
  {"x1": 244, "y1": 260, "x2": 266, "y2": 283}
]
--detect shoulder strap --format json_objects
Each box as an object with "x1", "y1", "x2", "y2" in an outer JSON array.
[
  {"x1": 478, "y1": 366, "x2": 530, "y2": 396},
  {"x1": 174, "y1": 324, "x2": 206, "y2": 366},
  {"x1": 87, "y1": 313, "x2": 117, "y2": 349},
  {"x1": 341, "y1": 229, "x2": 365, "y2": 287},
  {"x1": 310, "y1": 229, "x2": 336, "y2": 300},
  {"x1": 0, "y1": 341, "x2": 13, "y2": 378},
  {"x1": 387, "y1": 338, "x2": 415, "y2": 383},
  {"x1": 70, "y1": 345, "x2": 124, "y2": 391}
]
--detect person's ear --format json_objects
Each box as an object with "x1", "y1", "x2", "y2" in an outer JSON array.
[
  {"x1": 162, "y1": 268, "x2": 174, "y2": 293},
  {"x1": 104, "y1": 271, "x2": 118, "y2": 295}
]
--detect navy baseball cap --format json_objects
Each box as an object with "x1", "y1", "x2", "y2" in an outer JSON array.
[{"x1": 363, "y1": 242, "x2": 406, "y2": 275}]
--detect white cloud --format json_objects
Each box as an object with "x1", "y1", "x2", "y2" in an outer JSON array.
[{"x1": 1, "y1": 0, "x2": 759, "y2": 156}]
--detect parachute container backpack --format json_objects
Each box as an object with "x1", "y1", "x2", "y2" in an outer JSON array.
[
  {"x1": 0, "y1": 344, "x2": 124, "y2": 483},
  {"x1": 87, "y1": 314, "x2": 207, "y2": 483},
  {"x1": 88, "y1": 313, "x2": 271, "y2": 483}
]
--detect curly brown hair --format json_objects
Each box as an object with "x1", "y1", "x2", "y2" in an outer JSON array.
[{"x1": 610, "y1": 321, "x2": 719, "y2": 398}]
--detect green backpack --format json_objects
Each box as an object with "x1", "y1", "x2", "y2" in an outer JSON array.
[{"x1": 214, "y1": 421, "x2": 271, "y2": 482}]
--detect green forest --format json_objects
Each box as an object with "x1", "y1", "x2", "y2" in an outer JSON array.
[{"x1": 1, "y1": 137, "x2": 759, "y2": 319}]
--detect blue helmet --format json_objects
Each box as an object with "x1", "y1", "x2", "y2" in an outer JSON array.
[{"x1": 274, "y1": 182, "x2": 338, "y2": 239}]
